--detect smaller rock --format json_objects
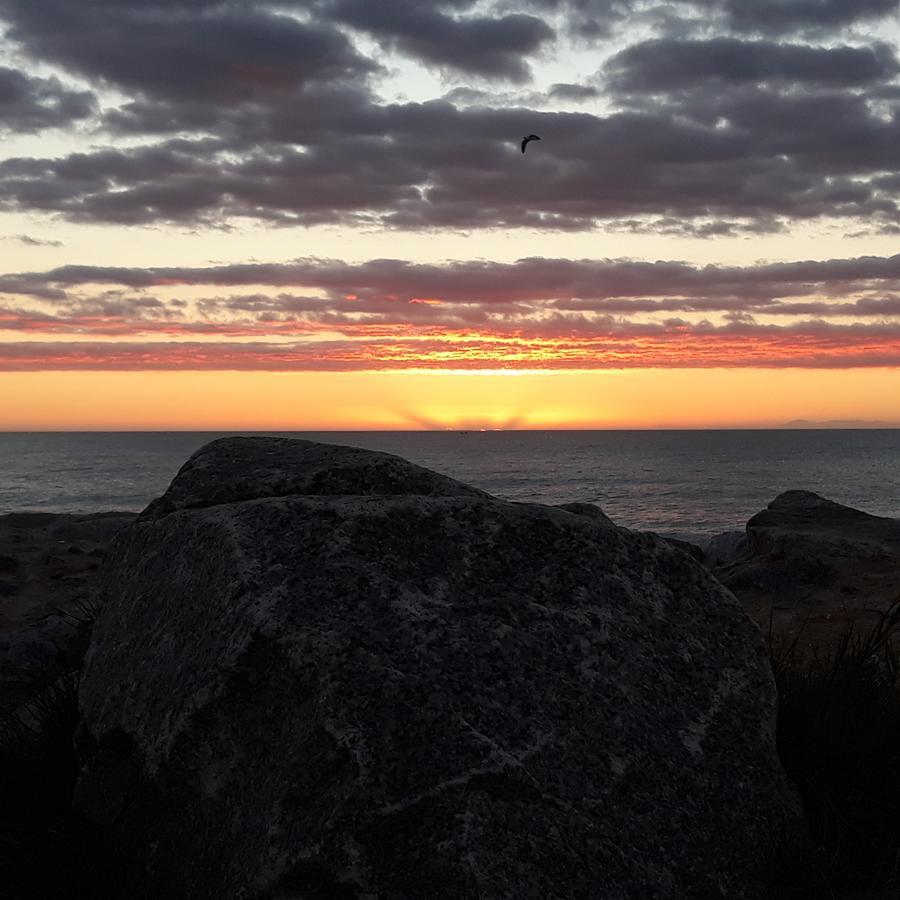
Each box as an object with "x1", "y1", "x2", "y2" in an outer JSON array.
[
  {"x1": 658, "y1": 536, "x2": 705, "y2": 562},
  {"x1": 717, "y1": 491, "x2": 900, "y2": 642},
  {"x1": 705, "y1": 531, "x2": 751, "y2": 568},
  {"x1": 556, "y1": 501, "x2": 616, "y2": 527},
  {"x1": 747, "y1": 490, "x2": 900, "y2": 559}
]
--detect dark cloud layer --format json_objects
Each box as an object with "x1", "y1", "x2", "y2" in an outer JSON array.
[
  {"x1": 3, "y1": 89, "x2": 900, "y2": 230},
  {"x1": 325, "y1": 0, "x2": 553, "y2": 80},
  {"x1": 0, "y1": 3, "x2": 374, "y2": 103},
  {"x1": 1, "y1": 0, "x2": 900, "y2": 234},
  {"x1": 607, "y1": 39, "x2": 898, "y2": 92},
  {"x1": 709, "y1": 0, "x2": 900, "y2": 35},
  {"x1": 0, "y1": 65, "x2": 95, "y2": 132}
]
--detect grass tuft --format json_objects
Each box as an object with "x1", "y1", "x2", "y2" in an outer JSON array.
[
  {"x1": 0, "y1": 667, "x2": 84, "y2": 898},
  {"x1": 764, "y1": 601, "x2": 900, "y2": 897}
]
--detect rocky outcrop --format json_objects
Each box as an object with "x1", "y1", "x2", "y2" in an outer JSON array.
[
  {"x1": 76, "y1": 437, "x2": 800, "y2": 899},
  {"x1": 713, "y1": 491, "x2": 900, "y2": 637},
  {"x1": 747, "y1": 490, "x2": 900, "y2": 559}
]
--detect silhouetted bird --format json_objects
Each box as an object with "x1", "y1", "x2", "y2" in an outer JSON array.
[{"x1": 521, "y1": 134, "x2": 541, "y2": 153}]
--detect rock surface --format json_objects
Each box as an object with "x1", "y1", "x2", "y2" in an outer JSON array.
[
  {"x1": 141, "y1": 436, "x2": 486, "y2": 521},
  {"x1": 77, "y1": 437, "x2": 799, "y2": 899},
  {"x1": 555, "y1": 501, "x2": 616, "y2": 528},
  {"x1": 748, "y1": 490, "x2": 900, "y2": 560},
  {"x1": 713, "y1": 491, "x2": 900, "y2": 639},
  {"x1": 0, "y1": 511, "x2": 135, "y2": 706},
  {"x1": 704, "y1": 531, "x2": 750, "y2": 568}
]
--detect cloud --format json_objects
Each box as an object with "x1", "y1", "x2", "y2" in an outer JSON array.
[
  {"x1": 0, "y1": 3, "x2": 375, "y2": 103},
  {"x1": 2, "y1": 251, "x2": 898, "y2": 370},
  {"x1": 0, "y1": 320, "x2": 898, "y2": 371},
  {"x1": 2, "y1": 0, "x2": 900, "y2": 236},
  {"x1": 3, "y1": 252, "x2": 900, "y2": 329},
  {"x1": 705, "y1": 0, "x2": 900, "y2": 35},
  {"x1": 4, "y1": 89, "x2": 900, "y2": 231},
  {"x1": 515, "y1": 0, "x2": 633, "y2": 39},
  {"x1": 548, "y1": 82, "x2": 601, "y2": 101},
  {"x1": 1, "y1": 2, "x2": 900, "y2": 233},
  {"x1": 0, "y1": 65, "x2": 95, "y2": 132},
  {"x1": 11, "y1": 251, "x2": 900, "y2": 302},
  {"x1": 324, "y1": 0, "x2": 554, "y2": 81},
  {"x1": 606, "y1": 38, "x2": 898, "y2": 93},
  {"x1": 0, "y1": 274, "x2": 67, "y2": 300},
  {"x1": 1, "y1": 234, "x2": 64, "y2": 247}
]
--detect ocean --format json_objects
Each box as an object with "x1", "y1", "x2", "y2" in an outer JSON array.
[{"x1": 0, "y1": 430, "x2": 897, "y2": 545}]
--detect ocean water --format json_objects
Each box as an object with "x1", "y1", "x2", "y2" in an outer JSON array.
[{"x1": 0, "y1": 430, "x2": 897, "y2": 544}]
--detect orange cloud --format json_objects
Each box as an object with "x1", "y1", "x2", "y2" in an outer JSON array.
[{"x1": 0, "y1": 326, "x2": 898, "y2": 371}]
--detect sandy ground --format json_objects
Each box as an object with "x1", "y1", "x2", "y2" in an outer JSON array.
[{"x1": 0, "y1": 512, "x2": 135, "y2": 633}]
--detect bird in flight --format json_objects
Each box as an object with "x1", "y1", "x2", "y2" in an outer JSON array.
[{"x1": 521, "y1": 134, "x2": 541, "y2": 153}]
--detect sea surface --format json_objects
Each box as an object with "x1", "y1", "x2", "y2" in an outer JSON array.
[{"x1": 0, "y1": 430, "x2": 897, "y2": 545}]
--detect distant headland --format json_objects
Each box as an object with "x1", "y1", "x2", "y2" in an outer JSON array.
[{"x1": 779, "y1": 418, "x2": 899, "y2": 429}]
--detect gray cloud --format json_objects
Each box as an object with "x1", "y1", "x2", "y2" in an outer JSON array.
[
  {"x1": 606, "y1": 38, "x2": 898, "y2": 93},
  {"x1": 325, "y1": 0, "x2": 554, "y2": 81},
  {"x1": 9, "y1": 251, "x2": 900, "y2": 307},
  {"x1": 708, "y1": 0, "x2": 900, "y2": 35},
  {"x1": 2, "y1": 1, "x2": 900, "y2": 234},
  {"x1": 0, "y1": 2, "x2": 376, "y2": 104},
  {"x1": 5, "y1": 89, "x2": 900, "y2": 231},
  {"x1": 0, "y1": 274, "x2": 67, "y2": 300},
  {"x1": 548, "y1": 82, "x2": 601, "y2": 101},
  {"x1": 514, "y1": 0, "x2": 633, "y2": 39},
  {"x1": 1, "y1": 233, "x2": 64, "y2": 247},
  {"x1": 0, "y1": 65, "x2": 95, "y2": 132}
]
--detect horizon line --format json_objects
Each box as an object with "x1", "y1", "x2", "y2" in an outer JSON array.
[{"x1": 2, "y1": 425, "x2": 899, "y2": 434}]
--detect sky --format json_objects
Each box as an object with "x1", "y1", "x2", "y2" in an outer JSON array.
[{"x1": 1, "y1": 0, "x2": 900, "y2": 429}]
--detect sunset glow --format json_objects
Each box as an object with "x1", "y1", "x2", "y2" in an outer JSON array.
[
  {"x1": 2, "y1": 368, "x2": 898, "y2": 432},
  {"x1": 1, "y1": 2, "x2": 899, "y2": 429}
]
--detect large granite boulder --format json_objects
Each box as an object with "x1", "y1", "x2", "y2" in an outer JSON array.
[{"x1": 76, "y1": 437, "x2": 800, "y2": 899}]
